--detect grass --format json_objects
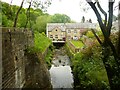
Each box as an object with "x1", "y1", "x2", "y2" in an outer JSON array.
[
  {"x1": 71, "y1": 40, "x2": 84, "y2": 48},
  {"x1": 34, "y1": 31, "x2": 52, "y2": 53}
]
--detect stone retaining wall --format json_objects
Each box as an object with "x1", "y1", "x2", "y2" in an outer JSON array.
[{"x1": 1, "y1": 27, "x2": 51, "y2": 89}]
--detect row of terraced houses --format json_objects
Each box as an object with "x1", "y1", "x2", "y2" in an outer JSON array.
[{"x1": 46, "y1": 22, "x2": 97, "y2": 42}]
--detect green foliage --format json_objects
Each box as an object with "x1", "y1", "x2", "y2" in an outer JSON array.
[
  {"x1": 65, "y1": 43, "x2": 74, "y2": 59},
  {"x1": 45, "y1": 44, "x2": 54, "y2": 69},
  {"x1": 2, "y1": 14, "x2": 13, "y2": 27},
  {"x1": 0, "y1": 13, "x2": 1, "y2": 26},
  {"x1": 1, "y1": 1, "x2": 47, "y2": 29},
  {"x1": 34, "y1": 31, "x2": 52, "y2": 53},
  {"x1": 71, "y1": 40, "x2": 84, "y2": 48},
  {"x1": 50, "y1": 13, "x2": 71, "y2": 23},
  {"x1": 71, "y1": 41, "x2": 110, "y2": 89},
  {"x1": 1, "y1": 1, "x2": 72, "y2": 34},
  {"x1": 33, "y1": 15, "x2": 51, "y2": 33},
  {"x1": 17, "y1": 13, "x2": 27, "y2": 27},
  {"x1": 2, "y1": 14, "x2": 8, "y2": 26},
  {"x1": 86, "y1": 31, "x2": 94, "y2": 38}
]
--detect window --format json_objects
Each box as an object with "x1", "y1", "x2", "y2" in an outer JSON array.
[
  {"x1": 55, "y1": 35, "x2": 58, "y2": 38},
  {"x1": 68, "y1": 29, "x2": 71, "y2": 33},
  {"x1": 74, "y1": 29, "x2": 77, "y2": 33},
  {"x1": 50, "y1": 35, "x2": 53, "y2": 38}
]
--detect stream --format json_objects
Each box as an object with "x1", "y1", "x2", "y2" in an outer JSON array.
[{"x1": 49, "y1": 47, "x2": 74, "y2": 89}]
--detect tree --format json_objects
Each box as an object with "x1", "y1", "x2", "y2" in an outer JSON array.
[
  {"x1": 84, "y1": 0, "x2": 120, "y2": 89},
  {"x1": 81, "y1": 16, "x2": 85, "y2": 23},
  {"x1": 17, "y1": 13, "x2": 27, "y2": 27},
  {"x1": 13, "y1": 0, "x2": 52, "y2": 28},
  {"x1": 13, "y1": 0, "x2": 25, "y2": 27},
  {"x1": 33, "y1": 15, "x2": 51, "y2": 33},
  {"x1": 50, "y1": 14, "x2": 71, "y2": 23},
  {"x1": 113, "y1": 15, "x2": 117, "y2": 21},
  {"x1": 88, "y1": 18, "x2": 92, "y2": 23}
]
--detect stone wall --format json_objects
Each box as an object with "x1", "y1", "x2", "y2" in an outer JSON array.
[{"x1": 1, "y1": 27, "x2": 51, "y2": 89}]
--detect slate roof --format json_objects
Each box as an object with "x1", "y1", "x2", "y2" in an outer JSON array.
[
  {"x1": 47, "y1": 23, "x2": 97, "y2": 31},
  {"x1": 47, "y1": 23, "x2": 66, "y2": 31}
]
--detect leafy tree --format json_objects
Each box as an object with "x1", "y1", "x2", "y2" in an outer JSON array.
[
  {"x1": 2, "y1": 2, "x2": 12, "y2": 20},
  {"x1": 12, "y1": 0, "x2": 52, "y2": 28},
  {"x1": 50, "y1": 13, "x2": 71, "y2": 23},
  {"x1": 81, "y1": 16, "x2": 85, "y2": 23},
  {"x1": 33, "y1": 15, "x2": 51, "y2": 33},
  {"x1": 24, "y1": 0, "x2": 52, "y2": 28},
  {"x1": 88, "y1": 18, "x2": 92, "y2": 23},
  {"x1": 1, "y1": 0, "x2": 51, "y2": 30},
  {"x1": 17, "y1": 13, "x2": 27, "y2": 27}
]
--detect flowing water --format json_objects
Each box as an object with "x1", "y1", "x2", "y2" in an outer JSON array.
[{"x1": 49, "y1": 47, "x2": 74, "y2": 89}]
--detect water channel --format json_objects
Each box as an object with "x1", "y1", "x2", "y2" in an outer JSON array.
[{"x1": 49, "y1": 47, "x2": 74, "y2": 89}]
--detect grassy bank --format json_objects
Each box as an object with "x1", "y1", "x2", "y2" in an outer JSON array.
[
  {"x1": 27, "y1": 31, "x2": 53, "y2": 68},
  {"x1": 71, "y1": 40, "x2": 84, "y2": 48},
  {"x1": 66, "y1": 40, "x2": 110, "y2": 89},
  {"x1": 34, "y1": 32, "x2": 52, "y2": 53}
]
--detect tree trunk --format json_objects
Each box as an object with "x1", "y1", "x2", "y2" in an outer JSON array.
[
  {"x1": 86, "y1": 1, "x2": 120, "y2": 89},
  {"x1": 102, "y1": 38, "x2": 120, "y2": 90},
  {"x1": 13, "y1": 0, "x2": 25, "y2": 27},
  {"x1": 24, "y1": 0, "x2": 32, "y2": 28}
]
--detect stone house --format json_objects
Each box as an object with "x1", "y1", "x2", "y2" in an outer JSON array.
[
  {"x1": 46, "y1": 23, "x2": 97, "y2": 42},
  {"x1": 46, "y1": 23, "x2": 66, "y2": 42}
]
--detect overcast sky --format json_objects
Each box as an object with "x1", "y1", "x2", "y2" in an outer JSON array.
[{"x1": 1, "y1": 0, "x2": 119, "y2": 22}]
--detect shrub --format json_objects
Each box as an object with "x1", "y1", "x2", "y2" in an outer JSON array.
[
  {"x1": 34, "y1": 31, "x2": 52, "y2": 53},
  {"x1": 71, "y1": 40, "x2": 110, "y2": 89},
  {"x1": 86, "y1": 31, "x2": 94, "y2": 38}
]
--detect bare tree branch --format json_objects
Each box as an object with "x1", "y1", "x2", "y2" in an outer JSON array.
[
  {"x1": 13, "y1": 0, "x2": 25, "y2": 27},
  {"x1": 24, "y1": 0, "x2": 32, "y2": 28},
  {"x1": 91, "y1": 29, "x2": 102, "y2": 45},
  {"x1": 86, "y1": 0, "x2": 107, "y2": 38},
  {"x1": 107, "y1": 0, "x2": 114, "y2": 37},
  {"x1": 97, "y1": 2, "x2": 107, "y2": 26}
]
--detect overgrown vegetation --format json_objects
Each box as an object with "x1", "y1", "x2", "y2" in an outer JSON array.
[
  {"x1": 25, "y1": 31, "x2": 53, "y2": 67},
  {"x1": 72, "y1": 43, "x2": 110, "y2": 89},
  {"x1": 66, "y1": 27, "x2": 119, "y2": 90},
  {"x1": 66, "y1": 29, "x2": 119, "y2": 89},
  {"x1": 34, "y1": 31, "x2": 52, "y2": 53},
  {"x1": 45, "y1": 44, "x2": 54, "y2": 69}
]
